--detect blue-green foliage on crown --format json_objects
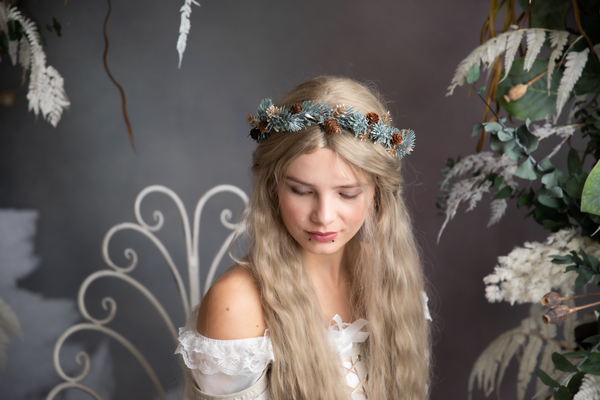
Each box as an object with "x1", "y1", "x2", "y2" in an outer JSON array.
[{"x1": 249, "y1": 98, "x2": 415, "y2": 159}]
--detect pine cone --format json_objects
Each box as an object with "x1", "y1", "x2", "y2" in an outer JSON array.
[
  {"x1": 366, "y1": 112, "x2": 380, "y2": 125},
  {"x1": 259, "y1": 121, "x2": 269, "y2": 133},
  {"x1": 323, "y1": 119, "x2": 339, "y2": 134},
  {"x1": 250, "y1": 128, "x2": 260, "y2": 140},
  {"x1": 290, "y1": 103, "x2": 302, "y2": 114},
  {"x1": 391, "y1": 133, "x2": 403, "y2": 146}
]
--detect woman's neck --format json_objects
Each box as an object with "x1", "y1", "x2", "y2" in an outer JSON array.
[{"x1": 303, "y1": 247, "x2": 353, "y2": 323}]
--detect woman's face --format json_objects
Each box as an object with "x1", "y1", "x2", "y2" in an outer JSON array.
[{"x1": 278, "y1": 148, "x2": 373, "y2": 258}]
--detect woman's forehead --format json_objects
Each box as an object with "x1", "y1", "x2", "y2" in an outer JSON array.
[{"x1": 285, "y1": 148, "x2": 369, "y2": 186}]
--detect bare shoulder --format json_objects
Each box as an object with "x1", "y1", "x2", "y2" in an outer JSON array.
[{"x1": 196, "y1": 265, "x2": 266, "y2": 340}]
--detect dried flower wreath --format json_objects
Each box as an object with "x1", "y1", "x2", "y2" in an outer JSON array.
[{"x1": 246, "y1": 99, "x2": 416, "y2": 159}]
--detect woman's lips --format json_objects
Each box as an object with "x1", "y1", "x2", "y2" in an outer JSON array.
[{"x1": 306, "y1": 231, "x2": 338, "y2": 242}]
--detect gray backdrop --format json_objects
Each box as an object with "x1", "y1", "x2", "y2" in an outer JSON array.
[{"x1": 0, "y1": 0, "x2": 549, "y2": 399}]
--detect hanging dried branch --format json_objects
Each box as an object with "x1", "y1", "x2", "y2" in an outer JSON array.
[{"x1": 103, "y1": 0, "x2": 134, "y2": 149}]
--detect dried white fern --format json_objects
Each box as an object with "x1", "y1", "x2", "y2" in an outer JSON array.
[
  {"x1": 517, "y1": 335, "x2": 543, "y2": 400},
  {"x1": 8, "y1": 39, "x2": 18, "y2": 66},
  {"x1": 495, "y1": 324, "x2": 527, "y2": 395},
  {"x1": 447, "y1": 28, "x2": 577, "y2": 96},
  {"x1": 176, "y1": 0, "x2": 200, "y2": 68},
  {"x1": 0, "y1": 298, "x2": 22, "y2": 377},
  {"x1": 488, "y1": 199, "x2": 507, "y2": 227},
  {"x1": 547, "y1": 31, "x2": 569, "y2": 93},
  {"x1": 524, "y1": 29, "x2": 546, "y2": 71},
  {"x1": 469, "y1": 310, "x2": 546, "y2": 400},
  {"x1": 1, "y1": 3, "x2": 70, "y2": 127},
  {"x1": 555, "y1": 48, "x2": 590, "y2": 123},
  {"x1": 500, "y1": 30, "x2": 525, "y2": 82},
  {"x1": 438, "y1": 153, "x2": 517, "y2": 241},
  {"x1": 18, "y1": 36, "x2": 30, "y2": 71},
  {"x1": 574, "y1": 374, "x2": 600, "y2": 400}
]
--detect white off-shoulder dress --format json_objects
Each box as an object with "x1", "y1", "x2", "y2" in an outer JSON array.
[{"x1": 176, "y1": 293, "x2": 431, "y2": 400}]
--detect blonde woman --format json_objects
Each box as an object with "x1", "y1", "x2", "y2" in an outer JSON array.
[{"x1": 176, "y1": 76, "x2": 431, "y2": 400}]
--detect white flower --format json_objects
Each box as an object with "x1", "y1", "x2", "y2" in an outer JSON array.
[{"x1": 484, "y1": 229, "x2": 600, "y2": 304}]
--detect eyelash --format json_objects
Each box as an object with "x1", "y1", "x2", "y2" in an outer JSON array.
[{"x1": 291, "y1": 187, "x2": 360, "y2": 200}]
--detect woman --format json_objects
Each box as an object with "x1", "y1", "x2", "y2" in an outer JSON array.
[{"x1": 176, "y1": 76, "x2": 431, "y2": 400}]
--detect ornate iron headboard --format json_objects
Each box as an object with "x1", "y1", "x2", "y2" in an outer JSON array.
[{"x1": 46, "y1": 184, "x2": 248, "y2": 400}]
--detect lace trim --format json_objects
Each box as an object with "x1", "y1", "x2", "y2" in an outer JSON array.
[{"x1": 175, "y1": 307, "x2": 274, "y2": 376}]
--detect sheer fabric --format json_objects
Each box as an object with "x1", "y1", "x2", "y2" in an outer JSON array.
[{"x1": 176, "y1": 292, "x2": 431, "y2": 399}]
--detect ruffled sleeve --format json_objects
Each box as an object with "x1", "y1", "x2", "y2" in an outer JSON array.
[{"x1": 175, "y1": 307, "x2": 274, "y2": 396}]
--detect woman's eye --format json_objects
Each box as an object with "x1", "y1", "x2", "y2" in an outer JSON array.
[
  {"x1": 340, "y1": 192, "x2": 360, "y2": 199},
  {"x1": 291, "y1": 187, "x2": 309, "y2": 196}
]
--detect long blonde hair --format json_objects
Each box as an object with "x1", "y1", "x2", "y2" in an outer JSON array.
[{"x1": 239, "y1": 76, "x2": 430, "y2": 400}]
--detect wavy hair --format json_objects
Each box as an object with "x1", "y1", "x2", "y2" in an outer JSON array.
[{"x1": 238, "y1": 76, "x2": 430, "y2": 400}]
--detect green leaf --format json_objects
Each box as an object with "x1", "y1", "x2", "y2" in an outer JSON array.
[
  {"x1": 562, "y1": 350, "x2": 589, "y2": 358},
  {"x1": 515, "y1": 159, "x2": 538, "y2": 180},
  {"x1": 582, "y1": 160, "x2": 600, "y2": 216},
  {"x1": 539, "y1": 194, "x2": 561, "y2": 208},
  {"x1": 52, "y1": 17, "x2": 62, "y2": 37},
  {"x1": 497, "y1": 58, "x2": 561, "y2": 121},
  {"x1": 552, "y1": 352, "x2": 579, "y2": 372},
  {"x1": 546, "y1": 186, "x2": 564, "y2": 199},
  {"x1": 507, "y1": 145, "x2": 526, "y2": 161},
  {"x1": 516, "y1": 124, "x2": 539, "y2": 152},
  {"x1": 536, "y1": 368, "x2": 561, "y2": 387},
  {"x1": 543, "y1": 171, "x2": 559, "y2": 188},
  {"x1": 484, "y1": 121, "x2": 503, "y2": 133},
  {"x1": 492, "y1": 186, "x2": 512, "y2": 200},
  {"x1": 567, "y1": 371, "x2": 585, "y2": 395},
  {"x1": 517, "y1": 188, "x2": 535, "y2": 208},
  {"x1": 467, "y1": 63, "x2": 480, "y2": 84},
  {"x1": 477, "y1": 86, "x2": 486, "y2": 94},
  {"x1": 568, "y1": 149, "x2": 583, "y2": 176},
  {"x1": 580, "y1": 353, "x2": 600, "y2": 375},
  {"x1": 517, "y1": 0, "x2": 568, "y2": 30},
  {"x1": 490, "y1": 135, "x2": 516, "y2": 155},
  {"x1": 497, "y1": 127, "x2": 513, "y2": 142},
  {"x1": 583, "y1": 334, "x2": 600, "y2": 345},
  {"x1": 554, "y1": 386, "x2": 573, "y2": 400},
  {"x1": 540, "y1": 159, "x2": 555, "y2": 172},
  {"x1": 494, "y1": 175, "x2": 504, "y2": 190},
  {"x1": 565, "y1": 174, "x2": 587, "y2": 199},
  {"x1": 471, "y1": 122, "x2": 483, "y2": 137},
  {"x1": 0, "y1": 30, "x2": 8, "y2": 53}
]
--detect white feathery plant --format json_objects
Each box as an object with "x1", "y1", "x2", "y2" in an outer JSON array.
[
  {"x1": 177, "y1": 0, "x2": 200, "y2": 68},
  {"x1": 0, "y1": 3, "x2": 70, "y2": 127}
]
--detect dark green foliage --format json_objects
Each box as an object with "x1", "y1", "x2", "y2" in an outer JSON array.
[
  {"x1": 516, "y1": 0, "x2": 568, "y2": 30},
  {"x1": 552, "y1": 352, "x2": 579, "y2": 372},
  {"x1": 551, "y1": 249, "x2": 600, "y2": 286},
  {"x1": 496, "y1": 58, "x2": 561, "y2": 121}
]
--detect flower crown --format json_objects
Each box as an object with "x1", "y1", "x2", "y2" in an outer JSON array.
[{"x1": 246, "y1": 99, "x2": 415, "y2": 159}]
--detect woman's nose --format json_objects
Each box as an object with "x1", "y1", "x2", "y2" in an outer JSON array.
[{"x1": 311, "y1": 194, "x2": 335, "y2": 226}]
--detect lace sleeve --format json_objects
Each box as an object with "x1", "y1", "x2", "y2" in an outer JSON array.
[{"x1": 175, "y1": 308, "x2": 274, "y2": 396}]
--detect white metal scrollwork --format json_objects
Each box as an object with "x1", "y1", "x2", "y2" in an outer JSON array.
[{"x1": 46, "y1": 184, "x2": 248, "y2": 400}]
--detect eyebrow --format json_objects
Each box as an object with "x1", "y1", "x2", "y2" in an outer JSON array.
[{"x1": 285, "y1": 176, "x2": 362, "y2": 189}]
